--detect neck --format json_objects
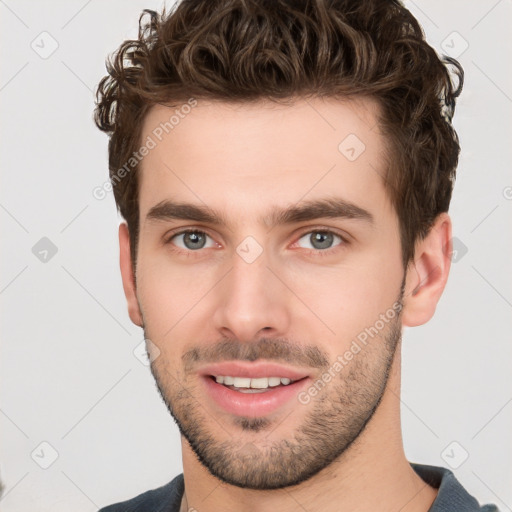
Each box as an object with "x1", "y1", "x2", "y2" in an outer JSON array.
[{"x1": 179, "y1": 348, "x2": 438, "y2": 512}]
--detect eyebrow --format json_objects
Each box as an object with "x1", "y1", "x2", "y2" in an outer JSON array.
[{"x1": 145, "y1": 197, "x2": 374, "y2": 229}]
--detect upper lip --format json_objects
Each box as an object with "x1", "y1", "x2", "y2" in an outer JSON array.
[{"x1": 198, "y1": 361, "x2": 311, "y2": 381}]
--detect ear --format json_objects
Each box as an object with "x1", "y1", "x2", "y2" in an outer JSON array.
[
  {"x1": 119, "y1": 223, "x2": 143, "y2": 327},
  {"x1": 401, "y1": 213, "x2": 452, "y2": 327}
]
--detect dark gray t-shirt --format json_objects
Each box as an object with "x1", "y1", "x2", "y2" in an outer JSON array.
[{"x1": 98, "y1": 463, "x2": 499, "y2": 511}]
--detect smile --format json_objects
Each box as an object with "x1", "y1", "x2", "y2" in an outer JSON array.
[
  {"x1": 213, "y1": 375, "x2": 296, "y2": 392},
  {"x1": 197, "y1": 361, "x2": 312, "y2": 417}
]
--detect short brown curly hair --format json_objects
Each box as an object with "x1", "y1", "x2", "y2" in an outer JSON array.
[{"x1": 94, "y1": 0, "x2": 463, "y2": 271}]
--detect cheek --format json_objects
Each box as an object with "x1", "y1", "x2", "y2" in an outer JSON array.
[
  {"x1": 136, "y1": 250, "x2": 220, "y2": 336},
  {"x1": 345, "y1": 266, "x2": 401, "y2": 314},
  {"x1": 291, "y1": 255, "x2": 403, "y2": 347}
]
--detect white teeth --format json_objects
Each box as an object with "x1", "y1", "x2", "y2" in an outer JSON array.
[
  {"x1": 250, "y1": 377, "x2": 269, "y2": 389},
  {"x1": 232, "y1": 377, "x2": 251, "y2": 388},
  {"x1": 213, "y1": 375, "x2": 296, "y2": 389}
]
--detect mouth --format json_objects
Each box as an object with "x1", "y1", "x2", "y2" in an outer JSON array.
[
  {"x1": 212, "y1": 375, "x2": 301, "y2": 393},
  {"x1": 198, "y1": 361, "x2": 312, "y2": 417}
]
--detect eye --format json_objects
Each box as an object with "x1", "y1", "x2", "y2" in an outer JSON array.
[
  {"x1": 167, "y1": 229, "x2": 217, "y2": 251},
  {"x1": 164, "y1": 227, "x2": 347, "y2": 256},
  {"x1": 295, "y1": 229, "x2": 344, "y2": 252}
]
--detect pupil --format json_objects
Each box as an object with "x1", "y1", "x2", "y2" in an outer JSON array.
[
  {"x1": 185, "y1": 232, "x2": 205, "y2": 249},
  {"x1": 312, "y1": 232, "x2": 333, "y2": 250}
]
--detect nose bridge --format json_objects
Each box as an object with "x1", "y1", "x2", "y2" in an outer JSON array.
[{"x1": 213, "y1": 240, "x2": 290, "y2": 341}]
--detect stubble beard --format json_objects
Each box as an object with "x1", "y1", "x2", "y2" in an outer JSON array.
[{"x1": 146, "y1": 298, "x2": 403, "y2": 490}]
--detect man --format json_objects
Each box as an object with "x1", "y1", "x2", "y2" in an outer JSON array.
[{"x1": 94, "y1": 0, "x2": 498, "y2": 510}]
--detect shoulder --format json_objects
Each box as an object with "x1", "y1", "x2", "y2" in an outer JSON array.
[
  {"x1": 98, "y1": 473, "x2": 184, "y2": 512},
  {"x1": 411, "y1": 463, "x2": 500, "y2": 512}
]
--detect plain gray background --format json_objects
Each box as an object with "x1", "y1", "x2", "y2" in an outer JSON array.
[{"x1": 1, "y1": 0, "x2": 511, "y2": 510}]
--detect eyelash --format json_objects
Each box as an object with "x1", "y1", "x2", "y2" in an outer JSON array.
[{"x1": 163, "y1": 227, "x2": 348, "y2": 258}]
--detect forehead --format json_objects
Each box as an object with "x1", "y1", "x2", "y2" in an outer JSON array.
[{"x1": 137, "y1": 97, "x2": 391, "y2": 226}]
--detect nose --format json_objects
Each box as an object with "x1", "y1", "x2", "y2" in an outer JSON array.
[{"x1": 212, "y1": 246, "x2": 291, "y2": 343}]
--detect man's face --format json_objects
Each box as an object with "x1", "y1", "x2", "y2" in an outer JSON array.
[{"x1": 132, "y1": 97, "x2": 405, "y2": 489}]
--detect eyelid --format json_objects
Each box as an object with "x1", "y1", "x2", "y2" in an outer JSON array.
[
  {"x1": 293, "y1": 225, "x2": 350, "y2": 243},
  {"x1": 163, "y1": 227, "x2": 219, "y2": 247},
  {"x1": 163, "y1": 225, "x2": 350, "y2": 253},
  {"x1": 290, "y1": 227, "x2": 348, "y2": 256},
  {"x1": 164, "y1": 224, "x2": 350, "y2": 240}
]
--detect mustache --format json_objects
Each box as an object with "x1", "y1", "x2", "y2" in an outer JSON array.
[{"x1": 182, "y1": 337, "x2": 330, "y2": 372}]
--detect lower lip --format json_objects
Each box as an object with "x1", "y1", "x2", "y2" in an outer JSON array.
[{"x1": 201, "y1": 376, "x2": 310, "y2": 417}]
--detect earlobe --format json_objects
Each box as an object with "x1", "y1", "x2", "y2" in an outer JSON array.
[
  {"x1": 401, "y1": 213, "x2": 452, "y2": 327},
  {"x1": 119, "y1": 223, "x2": 143, "y2": 327}
]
